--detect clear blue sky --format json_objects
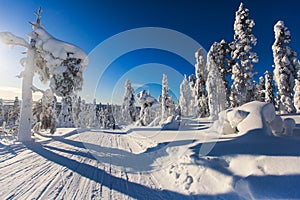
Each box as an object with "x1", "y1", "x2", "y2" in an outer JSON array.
[{"x1": 0, "y1": 0, "x2": 300, "y2": 104}]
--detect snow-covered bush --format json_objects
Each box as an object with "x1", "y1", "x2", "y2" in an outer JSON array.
[{"x1": 283, "y1": 118, "x2": 296, "y2": 136}]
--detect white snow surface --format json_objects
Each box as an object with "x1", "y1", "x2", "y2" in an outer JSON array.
[{"x1": 1, "y1": 101, "x2": 300, "y2": 199}]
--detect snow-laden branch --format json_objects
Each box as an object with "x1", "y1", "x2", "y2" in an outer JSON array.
[{"x1": 0, "y1": 32, "x2": 29, "y2": 48}]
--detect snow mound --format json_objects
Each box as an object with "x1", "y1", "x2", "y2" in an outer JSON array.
[
  {"x1": 161, "y1": 116, "x2": 181, "y2": 130},
  {"x1": 283, "y1": 118, "x2": 296, "y2": 136},
  {"x1": 211, "y1": 101, "x2": 279, "y2": 135}
]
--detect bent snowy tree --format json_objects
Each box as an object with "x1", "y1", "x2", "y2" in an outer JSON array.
[{"x1": 0, "y1": 9, "x2": 88, "y2": 141}]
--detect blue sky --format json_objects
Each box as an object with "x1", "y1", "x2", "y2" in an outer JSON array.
[{"x1": 0, "y1": 0, "x2": 300, "y2": 104}]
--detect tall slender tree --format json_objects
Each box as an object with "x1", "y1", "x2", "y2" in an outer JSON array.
[
  {"x1": 272, "y1": 20, "x2": 299, "y2": 114},
  {"x1": 264, "y1": 71, "x2": 275, "y2": 104},
  {"x1": 230, "y1": 3, "x2": 258, "y2": 107},
  {"x1": 122, "y1": 80, "x2": 136, "y2": 124}
]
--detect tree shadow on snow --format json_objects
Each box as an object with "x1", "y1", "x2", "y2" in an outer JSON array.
[{"x1": 23, "y1": 141, "x2": 242, "y2": 199}]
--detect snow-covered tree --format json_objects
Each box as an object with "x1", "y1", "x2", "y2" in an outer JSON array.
[
  {"x1": 0, "y1": 99, "x2": 4, "y2": 126},
  {"x1": 78, "y1": 99, "x2": 88, "y2": 128},
  {"x1": 179, "y1": 75, "x2": 192, "y2": 116},
  {"x1": 161, "y1": 74, "x2": 175, "y2": 120},
  {"x1": 230, "y1": 3, "x2": 258, "y2": 107},
  {"x1": 33, "y1": 89, "x2": 57, "y2": 133},
  {"x1": 194, "y1": 48, "x2": 209, "y2": 117},
  {"x1": 137, "y1": 90, "x2": 160, "y2": 126},
  {"x1": 122, "y1": 80, "x2": 137, "y2": 124},
  {"x1": 0, "y1": 8, "x2": 88, "y2": 141},
  {"x1": 206, "y1": 43, "x2": 227, "y2": 119},
  {"x1": 87, "y1": 99, "x2": 98, "y2": 128},
  {"x1": 254, "y1": 76, "x2": 265, "y2": 102},
  {"x1": 7, "y1": 97, "x2": 20, "y2": 127},
  {"x1": 264, "y1": 71, "x2": 275, "y2": 104},
  {"x1": 72, "y1": 95, "x2": 81, "y2": 128},
  {"x1": 272, "y1": 20, "x2": 299, "y2": 114},
  {"x1": 294, "y1": 70, "x2": 300, "y2": 113},
  {"x1": 58, "y1": 96, "x2": 74, "y2": 127}
]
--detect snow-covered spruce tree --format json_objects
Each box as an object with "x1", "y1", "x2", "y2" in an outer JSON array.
[
  {"x1": 206, "y1": 42, "x2": 227, "y2": 119},
  {"x1": 58, "y1": 96, "x2": 74, "y2": 128},
  {"x1": 254, "y1": 76, "x2": 265, "y2": 102},
  {"x1": 0, "y1": 9, "x2": 88, "y2": 141},
  {"x1": 87, "y1": 99, "x2": 98, "y2": 128},
  {"x1": 36, "y1": 89, "x2": 57, "y2": 132},
  {"x1": 0, "y1": 99, "x2": 4, "y2": 126},
  {"x1": 121, "y1": 80, "x2": 136, "y2": 124},
  {"x1": 264, "y1": 71, "x2": 275, "y2": 104},
  {"x1": 161, "y1": 74, "x2": 171, "y2": 121},
  {"x1": 294, "y1": 70, "x2": 300, "y2": 113},
  {"x1": 137, "y1": 90, "x2": 160, "y2": 126},
  {"x1": 230, "y1": 3, "x2": 258, "y2": 107},
  {"x1": 194, "y1": 48, "x2": 209, "y2": 117},
  {"x1": 272, "y1": 20, "x2": 299, "y2": 114},
  {"x1": 72, "y1": 95, "x2": 81, "y2": 128},
  {"x1": 7, "y1": 97, "x2": 20, "y2": 127},
  {"x1": 179, "y1": 75, "x2": 192, "y2": 116}
]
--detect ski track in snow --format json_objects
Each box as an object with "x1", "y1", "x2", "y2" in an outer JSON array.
[{"x1": 0, "y1": 120, "x2": 201, "y2": 200}]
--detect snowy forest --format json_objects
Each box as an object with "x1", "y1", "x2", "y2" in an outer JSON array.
[
  {"x1": 1, "y1": 3, "x2": 300, "y2": 139},
  {"x1": 1, "y1": 2, "x2": 300, "y2": 199}
]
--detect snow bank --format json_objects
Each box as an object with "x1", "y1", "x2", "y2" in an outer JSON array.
[
  {"x1": 211, "y1": 101, "x2": 278, "y2": 135},
  {"x1": 161, "y1": 116, "x2": 181, "y2": 130}
]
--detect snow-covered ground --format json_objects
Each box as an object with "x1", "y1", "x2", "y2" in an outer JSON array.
[{"x1": 1, "y1": 102, "x2": 300, "y2": 199}]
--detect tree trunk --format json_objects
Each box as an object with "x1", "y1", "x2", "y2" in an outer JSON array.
[{"x1": 18, "y1": 48, "x2": 35, "y2": 141}]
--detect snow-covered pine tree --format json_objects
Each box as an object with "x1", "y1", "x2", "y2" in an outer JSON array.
[
  {"x1": 0, "y1": 99, "x2": 4, "y2": 126},
  {"x1": 179, "y1": 75, "x2": 192, "y2": 116},
  {"x1": 161, "y1": 74, "x2": 170, "y2": 121},
  {"x1": 264, "y1": 71, "x2": 275, "y2": 104},
  {"x1": 194, "y1": 48, "x2": 209, "y2": 117},
  {"x1": 58, "y1": 96, "x2": 74, "y2": 127},
  {"x1": 87, "y1": 99, "x2": 98, "y2": 128},
  {"x1": 137, "y1": 90, "x2": 160, "y2": 126},
  {"x1": 294, "y1": 70, "x2": 300, "y2": 113},
  {"x1": 72, "y1": 95, "x2": 81, "y2": 128},
  {"x1": 206, "y1": 42, "x2": 227, "y2": 119},
  {"x1": 230, "y1": 3, "x2": 258, "y2": 107},
  {"x1": 0, "y1": 8, "x2": 88, "y2": 141},
  {"x1": 272, "y1": 20, "x2": 299, "y2": 114},
  {"x1": 254, "y1": 76, "x2": 265, "y2": 102},
  {"x1": 8, "y1": 97, "x2": 20, "y2": 127},
  {"x1": 39, "y1": 89, "x2": 57, "y2": 132},
  {"x1": 122, "y1": 80, "x2": 136, "y2": 124}
]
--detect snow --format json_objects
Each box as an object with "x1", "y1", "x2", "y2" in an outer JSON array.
[
  {"x1": 0, "y1": 32, "x2": 29, "y2": 48},
  {"x1": 1, "y1": 106, "x2": 300, "y2": 199}
]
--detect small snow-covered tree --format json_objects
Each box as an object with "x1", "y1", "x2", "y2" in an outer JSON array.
[
  {"x1": 58, "y1": 96, "x2": 74, "y2": 127},
  {"x1": 72, "y1": 95, "x2": 81, "y2": 127},
  {"x1": 294, "y1": 70, "x2": 300, "y2": 113},
  {"x1": 0, "y1": 99, "x2": 4, "y2": 126},
  {"x1": 137, "y1": 90, "x2": 160, "y2": 126},
  {"x1": 161, "y1": 74, "x2": 173, "y2": 120},
  {"x1": 179, "y1": 75, "x2": 192, "y2": 116},
  {"x1": 7, "y1": 97, "x2": 20, "y2": 127},
  {"x1": 272, "y1": 20, "x2": 299, "y2": 114},
  {"x1": 38, "y1": 89, "x2": 57, "y2": 133},
  {"x1": 87, "y1": 99, "x2": 98, "y2": 128},
  {"x1": 206, "y1": 42, "x2": 227, "y2": 119},
  {"x1": 122, "y1": 80, "x2": 136, "y2": 124},
  {"x1": 254, "y1": 76, "x2": 265, "y2": 102},
  {"x1": 230, "y1": 3, "x2": 258, "y2": 107},
  {"x1": 0, "y1": 9, "x2": 88, "y2": 141},
  {"x1": 194, "y1": 48, "x2": 209, "y2": 117},
  {"x1": 264, "y1": 71, "x2": 275, "y2": 104}
]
